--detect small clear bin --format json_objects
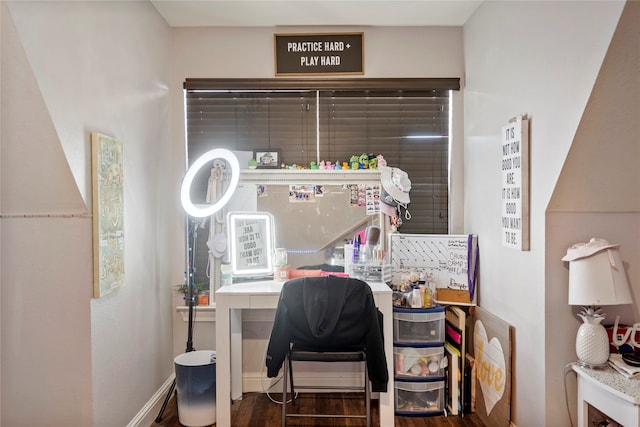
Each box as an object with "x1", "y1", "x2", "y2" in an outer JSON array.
[
  {"x1": 394, "y1": 345, "x2": 446, "y2": 378},
  {"x1": 393, "y1": 306, "x2": 445, "y2": 344},
  {"x1": 394, "y1": 379, "x2": 445, "y2": 416}
]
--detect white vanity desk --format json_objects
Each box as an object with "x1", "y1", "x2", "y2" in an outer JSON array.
[
  {"x1": 573, "y1": 363, "x2": 640, "y2": 426},
  {"x1": 214, "y1": 279, "x2": 394, "y2": 427}
]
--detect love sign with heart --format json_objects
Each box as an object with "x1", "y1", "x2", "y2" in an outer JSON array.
[{"x1": 474, "y1": 320, "x2": 506, "y2": 415}]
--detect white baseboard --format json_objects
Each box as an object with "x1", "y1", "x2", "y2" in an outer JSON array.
[{"x1": 127, "y1": 375, "x2": 176, "y2": 427}]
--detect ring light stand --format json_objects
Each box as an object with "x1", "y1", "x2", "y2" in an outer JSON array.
[{"x1": 156, "y1": 148, "x2": 240, "y2": 422}]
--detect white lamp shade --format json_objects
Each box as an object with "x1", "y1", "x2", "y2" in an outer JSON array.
[{"x1": 568, "y1": 248, "x2": 632, "y2": 307}]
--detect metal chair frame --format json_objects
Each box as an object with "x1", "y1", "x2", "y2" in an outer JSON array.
[{"x1": 281, "y1": 348, "x2": 371, "y2": 426}]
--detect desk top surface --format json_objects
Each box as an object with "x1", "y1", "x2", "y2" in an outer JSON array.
[
  {"x1": 215, "y1": 279, "x2": 392, "y2": 296},
  {"x1": 574, "y1": 363, "x2": 640, "y2": 404}
]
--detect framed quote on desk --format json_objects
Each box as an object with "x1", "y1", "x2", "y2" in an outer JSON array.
[
  {"x1": 91, "y1": 132, "x2": 124, "y2": 298},
  {"x1": 227, "y1": 212, "x2": 274, "y2": 276}
]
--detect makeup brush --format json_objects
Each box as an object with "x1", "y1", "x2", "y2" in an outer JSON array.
[
  {"x1": 365, "y1": 226, "x2": 381, "y2": 246},
  {"x1": 362, "y1": 226, "x2": 381, "y2": 263}
]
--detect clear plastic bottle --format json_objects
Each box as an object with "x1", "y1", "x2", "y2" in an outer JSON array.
[
  {"x1": 423, "y1": 286, "x2": 433, "y2": 308},
  {"x1": 411, "y1": 285, "x2": 422, "y2": 308},
  {"x1": 220, "y1": 262, "x2": 233, "y2": 287},
  {"x1": 419, "y1": 273, "x2": 432, "y2": 308}
]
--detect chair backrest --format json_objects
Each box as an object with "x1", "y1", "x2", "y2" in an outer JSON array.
[
  {"x1": 279, "y1": 275, "x2": 375, "y2": 350},
  {"x1": 266, "y1": 274, "x2": 389, "y2": 392}
]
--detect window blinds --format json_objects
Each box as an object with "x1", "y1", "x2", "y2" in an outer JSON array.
[{"x1": 184, "y1": 78, "x2": 458, "y2": 234}]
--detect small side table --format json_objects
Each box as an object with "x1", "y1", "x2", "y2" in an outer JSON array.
[{"x1": 572, "y1": 363, "x2": 640, "y2": 426}]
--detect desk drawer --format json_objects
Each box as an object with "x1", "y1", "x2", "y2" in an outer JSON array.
[
  {"x1": 394, "y1": 345, "x2": 446, "y2": 379},
  {"x1": 394, "y1": 378, "x2": 445, "y2": 416},
  {"x1": 393, "y1": 307, "x2": 445, "y2": 344},
  {"x1": 249, "y1": 295, "x2": 280, "y2": 308}
]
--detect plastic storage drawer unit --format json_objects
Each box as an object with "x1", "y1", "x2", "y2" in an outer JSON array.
[
  {"x1": 394, "y1": 378, "x2": 445, "y2": 416},
  {"x1": 393, "y1": 306, "x2": 445, "y2": 344},
  {"x1": 394, "y1": 344, "x2": 446, "y2": 379}
]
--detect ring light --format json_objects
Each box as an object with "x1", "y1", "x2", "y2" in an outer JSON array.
[{"x1": 180, "y1": 148, "x2": 240, "y2": 217}]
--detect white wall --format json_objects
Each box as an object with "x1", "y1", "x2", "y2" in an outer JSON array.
[
  {"x1": 1, "y1": 2, "x2": 173, "y2": 425},
  {"x1": 0, "y1": 3, "x2": 4, "y2": 421},
  {"x1": 464, "y1": 1, "x2": 627, "y2": 426},
  {"x1": 170, "y1": 25, "x2": 466, "y2": 383}
]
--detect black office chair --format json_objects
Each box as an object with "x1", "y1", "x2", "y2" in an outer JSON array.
[{"x1": 265, "y1": 275, "x2": 388, "y2": 426}]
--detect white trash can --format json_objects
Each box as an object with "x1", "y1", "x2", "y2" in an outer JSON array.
[{"x1": 174, "y1": 350, "x2": 216, "y2": 426}]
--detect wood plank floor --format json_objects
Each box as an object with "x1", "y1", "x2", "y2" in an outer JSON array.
[{"x1": 152, "y1": 392, "x2": 485, "y2": 427}]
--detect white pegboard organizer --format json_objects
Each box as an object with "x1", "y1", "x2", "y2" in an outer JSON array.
[{"x1": 388, "y1": 233, "x2": 478, "y2": 306}]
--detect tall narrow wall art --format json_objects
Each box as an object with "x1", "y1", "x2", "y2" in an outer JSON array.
[{"x1": 91, "y1": 133, "x2": 124, "y2": 297}]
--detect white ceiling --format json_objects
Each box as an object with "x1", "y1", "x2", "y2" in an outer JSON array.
[{"x1": 150, "y1": 0, "x2": 483, "y2": 27}]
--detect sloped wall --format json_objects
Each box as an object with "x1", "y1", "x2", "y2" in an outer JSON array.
[
  {"x1": 1, "y1": 2, "x2": 173, "y2": 425},
  {"x1": 1, "y1": 4, "x2": 93, "y2": 423},
  {"x1": 549, "y1": 1, "x2": 640, "y2": 213}
]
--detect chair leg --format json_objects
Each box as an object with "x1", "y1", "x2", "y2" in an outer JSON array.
[
  {"x1": 365, "y1": 363, "x2": 371, "y2": 427},
  {"x1": 282, "y1": 355, "x2": 288, "y2": 427},
  {"x1": 288, "y1": 354, "x2": 295, "y2": 405},
  {"x1": 282, "y1": 351, "x2": 370, "y2": 425}
]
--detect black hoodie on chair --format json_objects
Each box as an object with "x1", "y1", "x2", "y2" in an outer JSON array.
[{"x1": 265, "y1": 275, "x2": 389, "y2": 392}]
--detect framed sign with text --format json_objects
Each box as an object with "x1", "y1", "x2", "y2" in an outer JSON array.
[
  {"x1": 274, "y1": 32, "x2": 364, "y2": 76},
  {"x1": 227, "y1": 212, "x2": 274, "y2": 276},
  {"x1": 501, "y1": 116, "x2": 529, "y2": 250}
]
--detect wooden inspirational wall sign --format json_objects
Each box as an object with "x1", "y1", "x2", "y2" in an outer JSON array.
[
  {"x1": 274, "y1": 33, "x2": 364, "y2": 76},
  {"x1": 501, "y1": 116, "x2": 529, "y2": 250}
]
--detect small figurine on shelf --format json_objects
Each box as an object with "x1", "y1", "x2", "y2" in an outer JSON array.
[
  {"x1": 248, "y1": 158, "x2": 258, "y2": 169},
  {"x1": 325, "y1": 160, "x2": 332, "y2": 169},
  {"x1": 334, "y1": 162, "x2": 342, "y2": 170},
  {"x1": 318, "y1": 160, "x2": 326, "y2": 169},
  {"x1": 368, "y1": 154, "x2": 378, "y2": 169},
  {"x1": 377, "y1": 154, "x2": 387, "y2": 167},
  {"x1": 359, "y1": 153, "x2": 369, "y2": 169},
  {"x1": 310, "y1": 161, "x2": 319, "y2": 169},
  {"x1": 350, "y1": 155, "x2": 360, "y2": 170}
]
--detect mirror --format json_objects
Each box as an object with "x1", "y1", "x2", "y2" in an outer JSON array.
[
  {"x1": 227, "y1": 212, "x2": 274, "y2": 276},
  {"x1": 224, "y1": 170, "x2": 383, "y2": 272},
  {"x1": 254, "y1": 184, "x2": 378, "y2": 269}
]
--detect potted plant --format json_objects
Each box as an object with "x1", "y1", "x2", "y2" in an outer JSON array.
[{"x1": 175, "y1": 282, "x2": 209, "y2": 305}]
